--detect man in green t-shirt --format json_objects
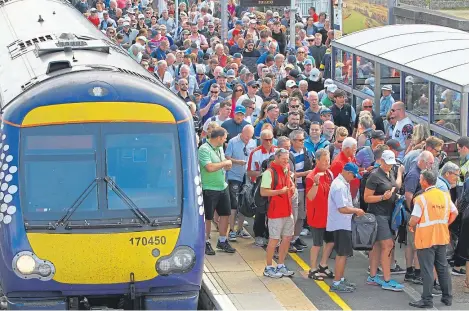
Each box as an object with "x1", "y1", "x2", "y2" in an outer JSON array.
[
  {"x1": 198, "y1": 127, "x2": 236, "y2": 255},
  {"x1": 321, "y1": 84, "x2": 337, "y2": 108}
]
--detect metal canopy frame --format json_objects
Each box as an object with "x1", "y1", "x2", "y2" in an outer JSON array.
[{"x1": 331, "y1": 25, "x2": 468, "y2": 139}]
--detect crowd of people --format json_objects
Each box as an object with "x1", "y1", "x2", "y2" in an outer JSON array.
[{"x1": 74, "y1": 0, "x2": 469, "y2": 307}]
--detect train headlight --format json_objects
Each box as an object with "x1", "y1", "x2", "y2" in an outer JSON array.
[
  {"x1": 156, "y1": 246, "x2": 196, "y2": 276},
  {"x1": 38, "y1": 264, "x2": 52, "y2": 277},
  {"x1": 16, "y1": 255, "x2": 36, "y2": 275},
  {"x1": 12, "y1": 251, "x2": 55, "y2": 281}
]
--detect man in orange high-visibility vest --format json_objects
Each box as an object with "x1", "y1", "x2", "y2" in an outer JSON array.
[{"x1": 408, "y1": 170, "x2": 458, "y2": 308}]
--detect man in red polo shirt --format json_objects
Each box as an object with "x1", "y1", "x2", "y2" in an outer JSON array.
[
  {"x1": 330, "y1": 137, "x2": 360, "y2": 199},
  {"x1": 306, "y1": 148, "x2": 335, "y2": 280}
]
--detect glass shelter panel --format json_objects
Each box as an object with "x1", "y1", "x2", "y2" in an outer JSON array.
[
  {"x1": 404, "y1": 75, "x2": 429, "y2": 120},
  {"x1": 433, "y1": 84, "x2": 461, "y2": 134},
  {"x1": 333, "y1": 48, "x2": 352, "y2": 84}
]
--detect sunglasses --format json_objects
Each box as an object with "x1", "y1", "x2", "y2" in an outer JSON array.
[
  {"x1": 389, "y1": 117, "x2": 395, "y2": 120},
  {"x1": 297, "y1": 52, "x2": 305, "y2": 54},
  {"x1": 211, "y1": 90, "x2": 219, "y2": 93},
  {"x1": 363, "y1": 105, "x2": 373, "y2": 109},
  {"x1": 263, "y1": 138, "x2": 274, "y2": 141},
  {"x1": 235, "y1": 89, "x2": 243, "y2": 92},
  {"x1": 280, "y1": 95, "x2": 288, "y2": 98},
  {"x1": 290, "y1": 105, "x2": 300, "y2": 108},
  {"x1": 197, "y1": 73, "x2": 205, "y2": 76},
  {"x1": 337, "y1": 140, "x2": 344, "y2": 144},
  {"x1": 243, "y1": 146, "x2": 249, "y2": 156}
]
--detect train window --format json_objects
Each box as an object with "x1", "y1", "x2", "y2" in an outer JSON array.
[
  {"x1": 103, "y1": 124, "x2": 180, "y2": 216},
  {"x1": 433, "y1": 84, "x2": 461, "y2": 134},
  {"x1": 21, "y1": 126, "x2": 98, "y2": 216},
  {"x1": 404, "y1": 75, "x2": 429, "y2": 120}
]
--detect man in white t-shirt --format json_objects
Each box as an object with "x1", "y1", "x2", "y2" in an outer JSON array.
[
  {"x1": 202, "y1": 101, "x2": 232, "y2": 135},
  {"x1": 391, "y1": 101, "x2": 413, "y2": 159},
  {"x1": 236, "y1": 80, "x2": 264, "y2": 121}
]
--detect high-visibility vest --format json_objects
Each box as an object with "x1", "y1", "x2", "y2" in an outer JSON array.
[{"x1": 414, "y1": 187, "x2": 451, "y2": 250}]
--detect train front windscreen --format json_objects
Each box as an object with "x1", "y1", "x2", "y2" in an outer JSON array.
[{"x1": 19, "y1": 123, "x2": 182, "y2": 226}]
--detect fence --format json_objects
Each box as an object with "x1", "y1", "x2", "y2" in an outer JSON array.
[{"x1": 297, "y1": 0, "x2": 330, "y2": 17}]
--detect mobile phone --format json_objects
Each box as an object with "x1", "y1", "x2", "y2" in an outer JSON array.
[{"x1": 391, "y1": 187, "x2": 396, "y2": 193}]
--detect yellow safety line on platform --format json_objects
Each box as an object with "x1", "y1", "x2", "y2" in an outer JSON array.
[{"x1": 289, "y1": 253, "x2": 352, "y2": 311}]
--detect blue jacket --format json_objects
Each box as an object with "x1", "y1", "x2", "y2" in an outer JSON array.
[
  {"x1": 304, "y1": 136, "x2": 330, "y2": 157},
  {"x1": 380, "y1": 95, "x2": 395, "y2": 117},
  {"x1": 254, "y1": 118, "x2": 278, "y2": 138}
]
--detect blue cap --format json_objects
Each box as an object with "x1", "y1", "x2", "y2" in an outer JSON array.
[
  {"x1": 320, "y1": 108, "x2": 332, "y2": 115},
  {"x1": 304, "y1": 59, "x2": 313, "y2": 65},
  {"x1": 344, "y1": 163, "x2": 362, "y2": 179},
  {"x1": 236, "y1": 20, "x2": 243, "y2": 25},
  {"x1": 234, "y1": 105, "x2": 246, "y2": 115},
  {"x1": 233, "y1": 53, "x2": 242, "y2": 59}
]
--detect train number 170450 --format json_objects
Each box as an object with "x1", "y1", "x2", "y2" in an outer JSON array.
[{"x1": 129, "y1": 236, "x2": 167, "y2": 246}]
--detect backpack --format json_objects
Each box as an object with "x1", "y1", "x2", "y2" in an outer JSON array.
[
  {"x1": 253, "y1": 155, "x2": 277, "y2": 213},
  {"x1": 392, "y1": 196, "x2": 409, "y2": 245},
  {"x1": 359, "y1": 166, "x2": 377, "y2": 212},
  {"x1": 239, "y1": 182, "x2": 256, "y2": 218},
  {"x1": 351, "y1": 213, "x2": 378, "y2": 250}
]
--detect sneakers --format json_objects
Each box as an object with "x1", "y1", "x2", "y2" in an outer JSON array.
[
  {"x1": 276, "y1": 265, "x2": 295, "y2": 277},
  {"x1": 288, "y1": 244, "x2": 298, "y2": 253},
  {"x1": 404, "y1": 272, "x2": 415, "y2": 283},
  {"x1": 390, "y1": 263, "x2": 406, "y2": 275},
  {"x1": 366, "y1": 275, "x2": 384, "y2": 286},
  {"x1": 236, "y1": 229, "x2": 251, "y2": 239},
  {"x1": 205, "y1": 241, "x2": 215, "y2": 255},
  {"x1": 243, "y1": 220, "x2": 249, "y2": 226},
  {"x1": 451, "y1": 267, "x2": 466, "y2": 276},
  {"x1": 255, "y1": 236, "x2": 266, "y2": 247},
  {"x1": 293, "y1": 239, "x2": 306, "y2": 252},
  {"x1": 264, "y1": 266, "x2": 283, "y2": 278},
  {"x1": 296, "y1": 238, "x2": 307, "y2": 247},
  {"x1": 381, "y1": 279, "x2": 404, "y2": 292},
  {"x1": 432, "y1": 285, "x2": 442, "y2": 297},
  {"x1": 216, "y1": 240, "x2": 236, "y2": 253},
  {"x1": 300, "y1": 228, "x2": 310, "y2": 236},
  {"x1": 228, "y1": 230, "x2": 237, "y2": 242},
  {"x1": 330, "y1": 281, "x2": 355, "y2": 293},
  {"x1": 342, "y1": 278, "x2": 356, "y2": 288},
  {"x1": 412, "y1": 275, "x2": 423, "y2": 285}
]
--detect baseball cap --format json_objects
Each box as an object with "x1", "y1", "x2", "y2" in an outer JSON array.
[
  {"x1": 127, "y1": 8, "x2": 135, "y2": 14},
  {"x1": 320, "y1": 108, "x2": 332, "y2": 115},
  {"x1": 344, "y1": 163, "x2": 362, "y2": 179},
  {"x1": 326, "y1": 84, "x2": 338, "y2": 93},
  {"x1": 324, "y1": 78, "x2": 334, "y2": 87},
  {"x1": 386, "y1": 139, "x2": 405, "y2": 152},
  {"x1": 235, "y1": 20, "x2": 243, "y2": 25},
  {"x1": 246, "y1": 39, "x2": 255, "y2": 45},
  {"x1": 381, "y1": 150, "x2": 397, "y2": 165},
  {"x1": 289, "y1": 69, "x2": 300, "y2": 78},
  {"x1": 405, "y1": 76, "x2": 414, "y2": 84},
  {"x1": 285, "y1": 63, "x2": 294, "y2": 70},
  {"x1": 226, "y1": 69, "x2": 236, "y2": 78},
  {"x1": 217, "y1": 72, "x2": 226, "y2": 79},
  {"x1": 286, "y1": 80, "x2": 297, "y2": 88},
  {"x1": 273, "y1": 12, "x2": 280, "y2": 17},
  {"x1": 137, "y1": 36, "x2": 148, "y2": 43},
  {"x1": 304, "y1": 59, "x2": 313, "y2": 66},
  {"x1": 309, "y1": 68, "x2": 320, "y2": 82},
  {"x1": 233, "y1": 53, "x2": 242, "y2": 59},
  {"x1": 235, "y1": 106, "x2": 246, "y2": 115},
  {"x1": 138, "y1": 14, "x2": 144, "y2": 19},
  {"x1": 90, "y1": 8, "x2": 97, "y2": 13},
  {"x1": 190, "y1": 42, "x2": 198, "y2": 49},
  {"x1": 250, "y1": 19, "x2": 257, "y2": 24},
  {"x1": 193, "y1": 89, "x2": 202, "y2": 96},
  {"x1": 123, "y1": 21, "x2": 130, "y2": 27},
  {"x1": 247, "y1": 80, "x2": 260, "y2": 87},
  {"x1": 371, "y1": 130, "x2": 386, "y2": 140},
  {"x1": 287, "y1": 55, "x2": 296, "y2": 64},
  {"x1": 240, "y1": 68, "x2": 250, "y2": 75}
]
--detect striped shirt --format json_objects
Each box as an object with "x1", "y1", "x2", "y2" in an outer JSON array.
[{"x1": 291, "y1": 148, "x2": 305, "y2": 190}]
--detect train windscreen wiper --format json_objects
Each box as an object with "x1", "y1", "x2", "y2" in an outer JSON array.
[
  {"x1": 104, "y1": 176, "x2": 151, "y2": 225},
  {"x1": 57, "y1": 178, "x2": 99, "y2": 224}
]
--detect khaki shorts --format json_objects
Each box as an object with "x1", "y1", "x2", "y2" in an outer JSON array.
[
  {"x1": 268, "y1": 215, "x2": 295, "y2": 239},
  {"x1": 406, "y1": 211, "x2": 415, "y2": 248}
]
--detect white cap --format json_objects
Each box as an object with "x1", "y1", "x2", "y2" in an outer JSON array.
[
  {"x1": 286, "y1": 80, "x2": 297, "y2": 88},
  {"x1": 137, "y1": 36, "x2": 148, "y2": 42},
  {"x1": 405, "y1": 76, "x2": 414, "y2": 84},
  {"x1": 138, "y1": 14, "x2": 145, "y2": 19},
  {"x1": 273, "y1": 12, "x2": 279, "y2": 17},
  {"x1": 123, "y1": 21, "x2": 130, "y2": 27},
  {"x1": 381, "y1": 150, "x2": 397, "y2": 165},
  {"x1": 309, "y1": 68, "x2": 320, "y2": 82},
  {"x1": 326, "y1": 84, "x2": 338, "y2": 93}
]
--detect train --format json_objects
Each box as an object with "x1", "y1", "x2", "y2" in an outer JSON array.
[{"x1": 0, "y1": 0, "x2": 204, "y2": 309}]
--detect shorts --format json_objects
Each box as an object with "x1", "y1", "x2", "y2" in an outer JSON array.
[
  {"x1": 297, "y1": 190, "x2": 306, "y2": 220},
  {"x1": 332, "y1": 230, "x2": 353, "y2": 257},
  {"x1": 375, "y1": 215, "x2": 393, "y2": 241},
  {"x1": 228, "y1": 180, "x2": 243, "y2": 210},
  {"x1": 311, "y1": 227, "x2": 334, "y2": 246},
  {"x1": 268, "y1": 215, "x2": 295, "y2": 240},
  {"x1": 203, "y1": 188, "x2": 231, "y2": 221}
]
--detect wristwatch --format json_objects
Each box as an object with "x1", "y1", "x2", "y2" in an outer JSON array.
[{"x1": 381, "y1": 195, "x2": 384, "y2": 201}]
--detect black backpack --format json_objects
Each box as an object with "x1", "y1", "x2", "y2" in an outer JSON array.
[{"x1": 253, "y1": 155, "x2": 277, "y2": 213}]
